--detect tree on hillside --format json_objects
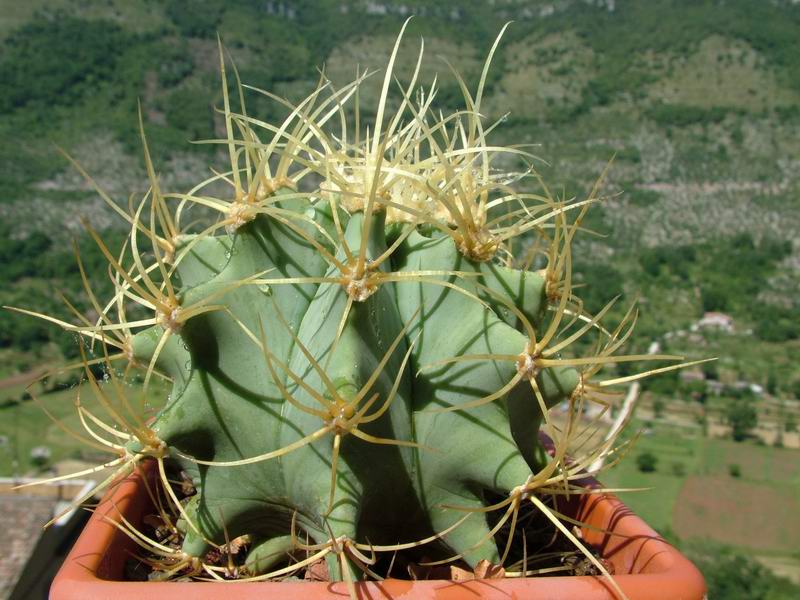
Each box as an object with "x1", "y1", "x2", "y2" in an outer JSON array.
[
  {"x1": 636, "y1": 451, "x2": 658, "y2": 472},
  {"x1": 684, "y1": 540, "x2": 799, "y2": 600},
  {"x1": 792, "y1": 379, "x2": 800, "y2": 401},
  {"x1": 726, "y1": 398, "x2": 758, "y2": 442}
]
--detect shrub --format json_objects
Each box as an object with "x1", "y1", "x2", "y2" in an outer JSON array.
[
  {"x1": 626, "y1": 187, "x2": 661, "y2": 207},
  {"x1": 165, "y1": 0, "x2": 225, "y2": 38},
  {"x1": 637, "y1": 451, "x2": 658, "y2": 473},
  {"x1": 653, "y1": 398, "x2": 665, "y2": 418},
  {"x1": 727, "y1": 399, "x2": 758, "y2": 442},
  {"x1": 646, "y1": 103, "x2": 728, "y2": 128}
]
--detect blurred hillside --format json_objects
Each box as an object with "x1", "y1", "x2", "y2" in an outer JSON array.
[{"x1": 0, "y1": 1, "x2": 799, "y2": 596}]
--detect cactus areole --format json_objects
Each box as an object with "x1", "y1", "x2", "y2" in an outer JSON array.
[{"x1": 14, "y1": 20, "x2": 697, "y2": 591}]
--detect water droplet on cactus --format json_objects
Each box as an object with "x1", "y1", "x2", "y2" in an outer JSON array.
[
  {"x1": 259, "y1": 284, "x2": 272, "y2": 296},
  {"x1": 304, "y1": 207, "x2": 316, "y2": 219}
]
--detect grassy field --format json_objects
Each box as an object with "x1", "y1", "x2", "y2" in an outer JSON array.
[{"x1": 603, "y1": 421, "x2": 800, "y2": 583}]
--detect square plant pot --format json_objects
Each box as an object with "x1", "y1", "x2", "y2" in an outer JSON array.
[{"x1": 50, "y1": 459, "x2": 706, "y2": 600}]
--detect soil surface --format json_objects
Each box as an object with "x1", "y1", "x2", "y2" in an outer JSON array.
[{"x1": 125, "y1": 471, "x2": 604, "y2": 582}]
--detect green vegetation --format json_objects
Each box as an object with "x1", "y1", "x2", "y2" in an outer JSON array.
[
  {"x1": 637, "y1": 233, "x2": 793, "y2": 333},
  {"x1": 0, "y1": 224, "x2": 126, "y2": 356},
  {"x1": 671, "y1": 461, "x2": 687, "y2": 477},
  {"x1": 625, "y1": 187, "x2": 661, "y2": 207},
  {"x1": 727, "y1": 398, "x2": 759, "y2": 442},
  {"x1": 604, "y1": 423, "x2": 800, "y2": 595},
  {"x1": 681, "y1": 540, "x2": 800, "y2": 600},
  {"x1": 0, "y1": 17, "x2": 130, "y2": 114},
  {"x1": 636, "y1": 451, "x2": 658, "y2": 473},
  {"x1": 646, "y1": 102, "x2": 730, "y2": 127}
]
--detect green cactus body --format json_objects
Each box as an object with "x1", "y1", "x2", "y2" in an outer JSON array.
[{"x1": 131, "y1": 192, "x2": 578, "y2": 576}]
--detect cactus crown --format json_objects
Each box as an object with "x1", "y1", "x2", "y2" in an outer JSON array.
[{"x1": 12, "y1": 20, "x2": 705, "y2": 594}]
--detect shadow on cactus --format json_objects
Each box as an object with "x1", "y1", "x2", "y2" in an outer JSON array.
[{"x1": 9, "y1": 19, "x2": 709, "y2": 596}]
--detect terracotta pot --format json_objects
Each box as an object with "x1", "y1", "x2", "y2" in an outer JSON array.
[{"x1": 50, "y1": 460, "x2": 706, "y2": 600}]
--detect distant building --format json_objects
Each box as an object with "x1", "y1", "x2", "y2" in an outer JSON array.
[{"x1": 697, "y1": 312, "x2": 734, "y2": 333}]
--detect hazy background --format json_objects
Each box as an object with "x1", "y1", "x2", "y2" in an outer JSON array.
[{"x1": 0, "y1": 1, "x2": 798, "y2": 598}]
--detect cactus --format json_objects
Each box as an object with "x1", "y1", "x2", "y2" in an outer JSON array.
[{"x1": 12, "y1": 22, "x2": 701, "y2": 589}]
